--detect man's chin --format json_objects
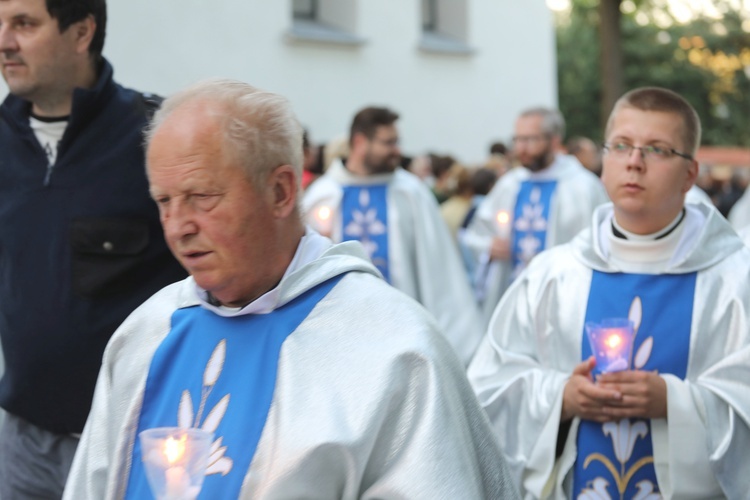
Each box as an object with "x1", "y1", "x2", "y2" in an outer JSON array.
[
  {"x1": 522, "y1": 157, "x2": 550, "y2": 172},
  {"x1": 367, "y1": 163, "x2": 397, "y2": 175}
]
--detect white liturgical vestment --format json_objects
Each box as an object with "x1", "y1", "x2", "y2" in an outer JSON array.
[
  {"x1": 65, "y1": 233, "x2": 519, "y2": 499},
  {"x1": 463, "y1": 155, "x2": 608, "y2": 326},
  {"x1": 303, "y1": 161, "x2": 484, "y2": 365},
  {"x1": 469, "y1": 203, "x2": 750, "y2": 499}
]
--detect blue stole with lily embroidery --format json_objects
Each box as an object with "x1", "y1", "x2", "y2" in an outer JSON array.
[
  {"x1": 511, "y1": 180, "x2": 557, "y2": 278},
  {"x1": 341, "y1": 185, "x2": 390, "y2": 282},
  {"x1": 124, "y1": 275, "x2": 344, "y2": 500},
  {"x1": 573, "y1": 271, "x2": 696, "y2": 499}
]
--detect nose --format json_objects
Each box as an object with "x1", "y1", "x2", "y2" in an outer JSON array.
[
  {"x1": 626, "y1": 147, "x2": 646, "y2": 171},
  {"x1": 160, "y1": 199, "x2": 198, "y2": 243},
  {"x1": 0, "y1": 24, "x2": 18, "y2": 53}
]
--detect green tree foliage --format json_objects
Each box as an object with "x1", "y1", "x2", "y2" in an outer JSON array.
[{"x1": 557, "y1": 0, "x2": 750, "y2": 146}]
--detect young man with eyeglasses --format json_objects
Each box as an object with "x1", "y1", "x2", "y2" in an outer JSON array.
[
  {"x1": 468, "y1": 87, "x2": 750, "y2": 498},
  {"x1": 303, "y1": 106, "x2": 484, "y2": 365},
  {"x1": 463, "y1": 107, "x2": 608, "y2": 326}
]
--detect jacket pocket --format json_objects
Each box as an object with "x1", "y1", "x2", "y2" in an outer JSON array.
[{"x1": 70, "y1": 217, "x2": 150, "y2": 297}]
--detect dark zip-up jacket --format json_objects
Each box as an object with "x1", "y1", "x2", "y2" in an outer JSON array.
[{"x1": 0, "y1": 60, "x2": 187, "y2": 434}]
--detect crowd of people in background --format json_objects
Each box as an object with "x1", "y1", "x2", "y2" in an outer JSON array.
[{"x1": 3, "y1": 0, "x2": 750, "y2": 498}]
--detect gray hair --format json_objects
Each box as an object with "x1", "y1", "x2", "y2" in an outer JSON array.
[
  {"x1": 519, "y1": 107, "x2": 566, "y2": 139},
  {"x1": 146, "y1": 79, "x2": 304, "y2": 186}
]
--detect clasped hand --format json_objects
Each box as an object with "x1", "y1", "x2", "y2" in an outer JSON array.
[
  {"x1": 561, "y1": 356, "x2": 667, "y2": 423},
  {"x1": 489, "y1": 236, "x2": 511, "y2": 261}
]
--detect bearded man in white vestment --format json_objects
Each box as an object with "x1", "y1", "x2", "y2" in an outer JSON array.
[
  {"x1": 463, "y1": 108, "x2": 609, "y2": 326},
  {"x1": 63, "y1": 81, "x2": 519, "y2": 499},
  {"x1": 469, "y1": 87, "x2": 750, "y2": 499},
  {"x1": 302, "y1": 107, "x2": 484, "y2": 365}
]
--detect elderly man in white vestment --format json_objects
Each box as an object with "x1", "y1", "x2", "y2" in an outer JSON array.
[
  {"x1": 469, "y1": 87, "x2": 750, "y2": 499},
  {"x1": 463, "y1": 108, "x2": 609, "y2": 326},
  {"x1": 63, "y1": 81, "x2": 519, "y2": 499},
  {"x1": 302, "y1": 107, "x2": 484, "y2": 365}
]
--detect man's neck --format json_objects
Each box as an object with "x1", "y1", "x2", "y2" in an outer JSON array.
[
  {"x1": 344, "y1": 157, "x2": 369, "y2": 177},
  {"x1": 613, "y1": 207, "x2": 685, "y2": 236},
  {"x1": 30, "y1": 63, "x2": 98, "y2": 118}
]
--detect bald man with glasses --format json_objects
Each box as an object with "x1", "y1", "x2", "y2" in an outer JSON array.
[{"x1": 468, "y1": 87, "x2": 750, "y2": 499}]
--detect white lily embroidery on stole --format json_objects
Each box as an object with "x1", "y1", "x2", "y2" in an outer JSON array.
[
  {"x1": 579, "y1": 297, "x2": 661, "y2": 499},
  {"x1": 177, "y1": 339, "x2": 234, "y2": 476}
]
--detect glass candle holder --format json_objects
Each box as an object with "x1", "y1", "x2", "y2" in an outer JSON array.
[
  {"x1": 139, "y1": 427, "x2": 214, "y2": 500},
  {"x1": 585, "y1": 318, "x2": 635, "y2": 373}
]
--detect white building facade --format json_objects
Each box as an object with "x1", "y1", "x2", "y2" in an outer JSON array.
[{"x1": 1, "y1": 0, "x2": 557, "y2": 162}]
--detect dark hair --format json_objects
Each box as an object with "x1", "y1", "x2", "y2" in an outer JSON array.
[
  {"x1": 471, "y1": 168, "x2": 498, "y2": 196},
  {"x1": 349, "y1": 106, "x2": 399, "y2": 146},
  {"x1": 302, "y1": 129, "x2": 310, "y2": 150},
  {"x1": 489, "y1": 142, "x2": 508, "y2": 156},
  {"x1": 430, "y1": 154, "x2": 454, "y2": 179},
  {"x1": 47, "y1": 0, "x2": 107, "y2": 61},
  {"x1": 566, "y1": 136, "x2": 596, "y2": 155}
]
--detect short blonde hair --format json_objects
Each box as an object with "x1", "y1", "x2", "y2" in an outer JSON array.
[{"x1": 606, "y1": 87, "x2": 701, "y2": 156}]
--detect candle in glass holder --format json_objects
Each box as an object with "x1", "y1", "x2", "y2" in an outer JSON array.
[
  {"x1": 585, "y1": 318, "x2": 635, "y2": 373},
  {"x1": 139, "y1": 427, "x2": 213, "y2": 500},
  {"x1": 495, "y1": 210, "x2": 511, "y2": 239}
]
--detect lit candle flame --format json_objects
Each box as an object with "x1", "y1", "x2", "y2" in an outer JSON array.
[
  {"x1": 317, "y1": 206, "x2": 331, "y2": 221},
  {"x1": 605, "y1": 333, "x2": 622, "y2": 349},
  {"x1": 164, "y1": 435, "x2": 187, "y2": 465},
  {"x1": 496, "y1": 211, "x2": 510, "y2": 225}
]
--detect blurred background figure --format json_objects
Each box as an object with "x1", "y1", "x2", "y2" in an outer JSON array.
[
  {"x1": 566, "y1": 136, "x2": 602, "y2": 176},
  {"x1": 440, "y1": 165, "x2": 474, "y2": 239},
  {"x1": 429, "y1": 154, "x2": 457, "y2": 204},
  {"x1": 407, "y1": 154, "x2": 435, "y2": 186},
  {"x1": 464, "y1": 107, "x2": 608, "y2": 325},
  {"x1": 301, "y1": 129, "x2": 323, "y2": 190},
  {"x1": 323, "y1": 135, "x2": 350, "y2": 174},
  {"x1": 489, "y1": 141, "x2": 509, "y2": 157},
  {"x1": 457, "y1": 167, "x2": 499, "y2": 298},
  {"x1": 304, "y1": 106, "x2": 484, "y2": 365}
]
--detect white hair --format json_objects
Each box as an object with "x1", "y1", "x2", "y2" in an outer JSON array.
[{"x1": 146, "y1": 79, "x2": 304, "y2": 185}]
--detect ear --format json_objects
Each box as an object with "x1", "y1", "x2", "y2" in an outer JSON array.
[
  {"x1": 682, "y1": 159, "x2": 699, "y2": 194},
  {"x1": 268, "y1": 165, "x2": 299, "y2": 218},
  {"x1": 73, "y1": 15, "x2": 96, "y2": 55},
  {"x1": 549, "y1": 134, "x2": 563, "y2": 152},
  {"x1": 351, "y1": 132, "x2": 368, "y2": 153}
]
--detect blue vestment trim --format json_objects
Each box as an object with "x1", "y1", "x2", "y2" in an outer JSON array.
[
  {"x1": 511, "y1": 180, "x2": 557, "y2": 278},
  {"x1": 124, "y1": 275, "x2": 344, "y2": 499},
  {"x1": 573, "y1": 271, "x2": 696, "y2": 499},
  {"x1": 341, "y1": 185, "x2": 390, "y2": 282}
]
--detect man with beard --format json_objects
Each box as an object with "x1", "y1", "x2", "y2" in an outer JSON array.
[
  {"x1": 463, "y1": 107, "x2": 608, "y2": 325},
  {"x1": 303, "y1": 107, "x2": 483, "y2": 365}
]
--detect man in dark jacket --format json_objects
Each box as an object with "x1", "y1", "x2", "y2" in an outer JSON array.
[{"x1": 0, "y1": 0, "x2": 186, "y2": 497}]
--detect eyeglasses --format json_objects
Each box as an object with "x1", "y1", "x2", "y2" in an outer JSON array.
[
  {"x1": 512, "y1": 134, "x2": 549, "y2": 145},
  {"x1": 603, "y1": 142, "x2": 693, "y2": 161}
]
